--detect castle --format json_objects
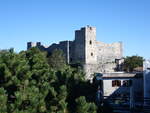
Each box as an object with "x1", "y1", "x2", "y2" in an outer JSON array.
[{"x1": 27, "y1": 26, "x2": 123, "y2": 80}]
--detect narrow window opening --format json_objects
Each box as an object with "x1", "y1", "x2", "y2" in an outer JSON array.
[{"x1": 89, "y1": 40, "x2": 92, "y2": 45}]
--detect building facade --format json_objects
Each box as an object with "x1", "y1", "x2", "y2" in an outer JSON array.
[
  {"x1": 143, "y1": 60, "x2": 150, "y2": 105},
  {"x1": 95, "y1": 72, "x2": 143, "y2": 109},
  {"x1": 27, "y1": 26, "x2": 123, "y2": 80}
]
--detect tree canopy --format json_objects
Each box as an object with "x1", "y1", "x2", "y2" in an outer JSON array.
[
  {"x1": 124, "y1": 55, "x2": 144, "y2": 72},
  {"x1": 0, "y1": 48, "x2": 97, "y2": 113}
]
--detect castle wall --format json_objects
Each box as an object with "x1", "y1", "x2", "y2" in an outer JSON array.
[
  {"x1": 96, "y1": 41, "x2": 123, "y2": 73},
  {"x1": 74, "y1": 29, "x2": 86, "y2": 63},
  {"x1": 84, "y1": 64, "x2": 98, "y2": 80},
  {"x1": 27, "y1": 41, "x2": 74, "y2": 64},
  {"x1": 96, "y1": 41, "x2": 123, "y2": 61},
  {"x1": 69, "y1": 41, "x2": 75, "y2": 63},
  {"x1": 27, "y1": 26, "x2": 123, "y2": 80},
  {"x1": 46, "y1": 41, "x2": 74, "y2": 64}
]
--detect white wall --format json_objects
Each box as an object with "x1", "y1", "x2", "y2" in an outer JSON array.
[
  {"x1": 144, "y1": 60, "x2": 150, "y2": 105},
  {"x1": 103, "y1": 79, "x2": 130, "y2": 97}
]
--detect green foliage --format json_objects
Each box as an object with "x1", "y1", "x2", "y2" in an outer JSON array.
[
  {"x1": 124, "y1": 55, "x2": 144, "y2": 72},
  {"x1": 0, "y1": 88, "x2": 7, "y2": 113},
  {"x1": 75, "y1": 96, "x2": 97, "y2": 113},
  {"x1": 48, "y1": 49, "x2": 66, "y2": 71},
  {"x1": 0, "y1": 48, "x2": 97, "y2": 113}
]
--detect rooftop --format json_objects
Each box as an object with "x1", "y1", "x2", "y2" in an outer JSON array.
[{"x1": 95, "y1": 72, "x2": 143, "y2": 79}]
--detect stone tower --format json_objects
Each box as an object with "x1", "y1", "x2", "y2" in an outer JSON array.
[
  {"x1": 74, "y1": 26, "x2": 97, "y2": 80},
  {"x1": 74, "y1": 26, "x2": 97, "y2": 64}
]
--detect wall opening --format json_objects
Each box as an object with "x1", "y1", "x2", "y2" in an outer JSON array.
[
  {"x1": 123, "y1": 80, "x2": 130, "y2": 87},
  {"x1": 112, "y1": 80, "x2": 121, "y2": 87},
  {"x1": 89, "y1": 40, "x2": 92, "y2": 45}
]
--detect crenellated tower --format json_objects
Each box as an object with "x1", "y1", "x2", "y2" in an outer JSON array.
[{"x1": 74, "y1": 25, "x2": 97, "y2": 64}]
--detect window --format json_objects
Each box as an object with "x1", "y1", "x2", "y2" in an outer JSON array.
[
  {"x1": 89, "y1": 40, "x2": 92, "y2": 45},
  {"x1": 91, "y1": 53, "x2": 93, "y2": 56},
  {"x1": 112, "y1": 80, "x2": 121, "y2": 87},
  {"x1": 123, "y1": 80, "x2": 131, "y2": 87}
]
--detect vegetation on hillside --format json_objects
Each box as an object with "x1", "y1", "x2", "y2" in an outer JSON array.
[
  {"x1": 0, "y1": 48, "x2": 97, "y2": 113},
  {"x1": 0, "y1": 48, "x2": 144, "y2": 113}
]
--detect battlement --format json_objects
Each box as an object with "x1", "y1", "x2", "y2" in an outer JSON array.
[
  {"x1": 27, "y1": 42, "x2": 36, "y2": 49},
  {"x1": 80, "y1": 25, "x2": 96, "y2": 30}
]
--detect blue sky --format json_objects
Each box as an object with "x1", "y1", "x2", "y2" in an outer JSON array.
[{"x1": 0, "y1": 0, "x2": 150, "y2": 59}]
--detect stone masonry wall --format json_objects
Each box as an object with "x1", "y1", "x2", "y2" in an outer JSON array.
[
  {"x1": 85, "y1": 26, "x2": 97, "y2": 64},
  {"x1": 27, "y1": 26, "x2": 123, "y2": 80},
  {"x1": 74, "y1": 28, "x2": 86, "y2": 63},
  {"x1": 96, "y1": 41, "x2": 123, "y2": 73}
]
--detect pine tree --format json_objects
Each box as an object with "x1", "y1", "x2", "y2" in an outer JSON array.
[
  {"x1": 75, "y1": 96, "x2": 97, "y2": 113},
  {"x1": 0, "y1": 48, "x2": 98, "y2": 113},
  {"x1": 48, "y1": 49, "x2": 66, "y2": 71},
  {"x1": 0, "y1": 88, "x2": 7, "y2": 113}
]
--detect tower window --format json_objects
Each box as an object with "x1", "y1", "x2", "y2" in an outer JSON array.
[
  {"x1": 89, "y1": 40, "x2": 92, "y2": 45},
  {"x1": 91, "y1": 53, "x2": 93, "y2": 56}
]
